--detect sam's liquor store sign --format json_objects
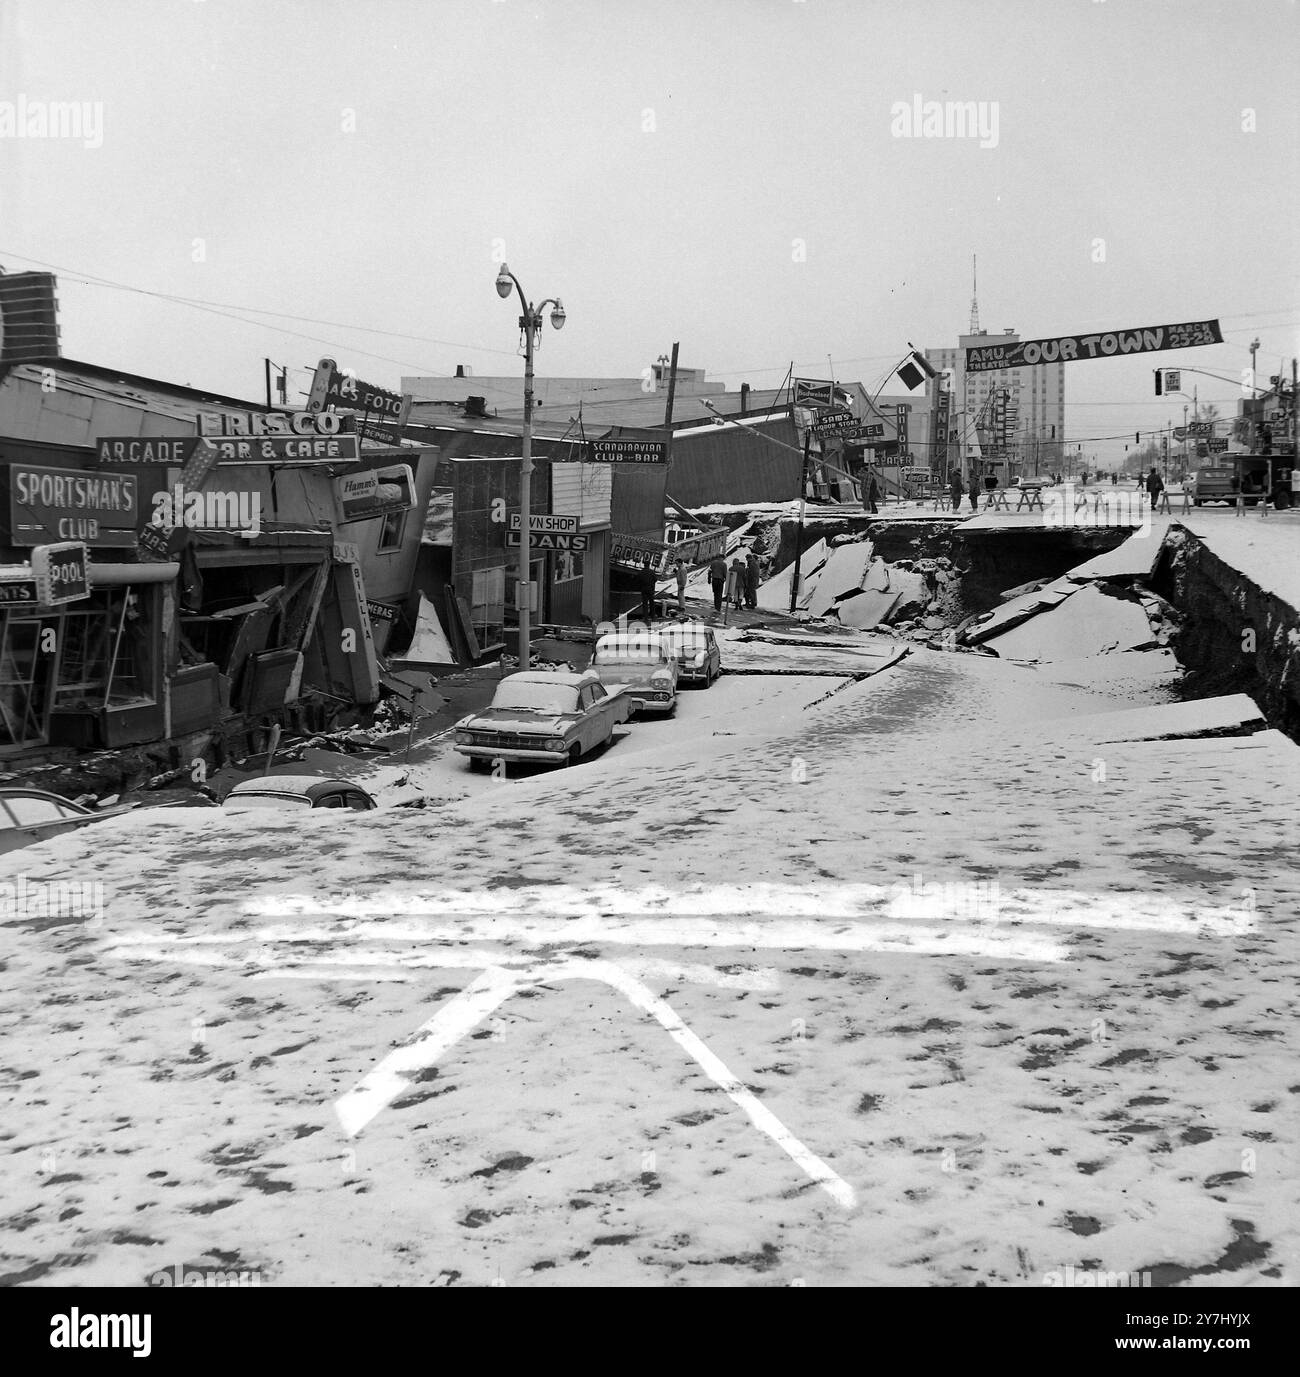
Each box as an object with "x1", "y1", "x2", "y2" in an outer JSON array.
[{"x1": 9, "y1": 465, "x2": 139, "y2": 547}]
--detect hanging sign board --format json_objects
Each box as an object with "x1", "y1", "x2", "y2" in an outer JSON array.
[
  {"x1": 966, "y1": 319, "x2": 1224, "y2": 372},
  {"x1": 31, "y1": 541, "x2": 90, "y2": 605}
]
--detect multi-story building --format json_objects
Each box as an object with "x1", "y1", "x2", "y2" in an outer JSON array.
[{"x1": 926, "y1": 329, "x2": 1066, "y2": 479}]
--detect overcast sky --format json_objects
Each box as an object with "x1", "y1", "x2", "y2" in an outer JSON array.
[{"x1": 1, "y1": 0, "x2": 1296, "y2": 466}]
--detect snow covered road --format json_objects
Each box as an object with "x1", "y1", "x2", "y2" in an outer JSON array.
[{"x1": 1, "y1": 651, "x2": 1296, "y2": 1287}]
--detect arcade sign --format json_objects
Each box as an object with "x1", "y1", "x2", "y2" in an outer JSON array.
[{"x1": 97, "y1": 433, "x2": 361, "y2": 465}]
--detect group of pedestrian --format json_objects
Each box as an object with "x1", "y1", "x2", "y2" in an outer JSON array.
[{"x1": 707, "y1": 548, "x2": 761, "y2": 613}]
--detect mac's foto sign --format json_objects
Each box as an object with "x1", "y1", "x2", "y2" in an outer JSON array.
[{"x1": 32, "y1": 542, "x2": 90, "y2": 605}]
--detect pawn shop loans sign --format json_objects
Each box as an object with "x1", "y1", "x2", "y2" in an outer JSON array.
[{"x1": 965, "y1": 319, "x2": 1223, "y2": 373}]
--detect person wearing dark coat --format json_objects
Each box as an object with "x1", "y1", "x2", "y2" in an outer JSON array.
[
  {"x1": 948, "y1": 473, "x2": 964, "y2": 511},
  {"x1": 708, "y1": 554, "x2": 727, "y2": 613},
  {"x1": 744, "y1": 550, "x2": 761, "y2": 609},
  {"x1": 865, "y1": 471, "x2": 880, "y2": 514}
]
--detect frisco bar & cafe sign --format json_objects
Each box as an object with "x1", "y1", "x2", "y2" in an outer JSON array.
[
  {"x1": 965, "y1": 319, "x2": 1224, "y2": 373},
  {"x1": 9, "y1": 465, "x2": 139, "y2": 547}
]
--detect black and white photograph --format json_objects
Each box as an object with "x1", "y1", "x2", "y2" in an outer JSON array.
[{"x1": 0, "y1": 0, "x2": 1296, "y2": 1337}]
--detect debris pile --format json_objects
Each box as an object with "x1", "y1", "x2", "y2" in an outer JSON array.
[{"x1": 758, "y1": 536, "x2": 960, "y2": 635}]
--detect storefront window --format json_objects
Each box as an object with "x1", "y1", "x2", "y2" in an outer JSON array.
[
  {"x1": 0, "y1": 616, "x2": 58, "y2": 746},
  {"x1": 53, "y1": 591, "x2": 154, "y2": 710}
]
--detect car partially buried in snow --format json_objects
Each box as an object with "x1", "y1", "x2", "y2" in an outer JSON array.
[
  {"x1": 453, "y1": 670, "x2": 630, "y2": 769},
  {"x1": 223, "y1": 776, "x2": 377, "y2": 811},
  {"x1": 589, "y1": 631, "x2": 679, "y2": 713}
]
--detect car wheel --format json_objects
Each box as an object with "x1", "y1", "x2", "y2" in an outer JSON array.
[
  {"x1": 565, "y1": 743, "x2": 582, "y2": 767},
  {"x1": 467, "y1": 756, "x2": 487, "y2": 773}
]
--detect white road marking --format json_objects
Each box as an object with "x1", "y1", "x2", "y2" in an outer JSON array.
[
  {"x1": 335, "y1": 965, "x2": 520, "y2": 1138},
  {"x1": 334, "y1": 956, "x2": 857, "y2": 1210},
  {"x1": 110, "y1": 918, "x2": 1066, "y2": 963}
]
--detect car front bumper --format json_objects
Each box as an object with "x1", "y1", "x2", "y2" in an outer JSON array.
[
  {"x1": 453, "y1": 743, "x2": 569, "y2": 765},
  {"x1": 630, "y1": 694, "x2": 675, "y2": 712}
]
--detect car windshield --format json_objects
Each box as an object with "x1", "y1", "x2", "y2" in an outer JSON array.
[
  {"x1": 225, "y1": 794, "x2": 311, "y2": 811},
  {"x1": 659, "y1": 630, "x2": 708, "y2": 652},
  {"x1": 490, "y1": 682, "x2": 578, "y2": 713}
]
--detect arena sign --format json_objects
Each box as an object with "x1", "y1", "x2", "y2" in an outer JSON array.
[{"x1": 965, "y1": 319, "x2": 1223, "y2": 373}]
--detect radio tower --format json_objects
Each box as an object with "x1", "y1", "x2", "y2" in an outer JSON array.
[{"x1": 969, "y1": 253, "x2": 981, "y2": 335}]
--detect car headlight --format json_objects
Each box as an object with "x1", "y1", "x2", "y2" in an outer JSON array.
[
  {"x1": 545, "y1": 738, "x2": 565, "y2": 752},
  {"x1": 455, "y1": 731, "x2": 472, "y2": 745}
]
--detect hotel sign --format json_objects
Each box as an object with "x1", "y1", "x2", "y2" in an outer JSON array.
[
  {"x1": 10, "y1": 465, "x2": 139, "y2": 547},
  {"x1": 966, "y1": 319, "x2": 1224, "y2": 373}
]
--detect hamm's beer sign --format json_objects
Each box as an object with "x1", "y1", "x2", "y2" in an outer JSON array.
[
  {"x1": 10, "y1": 465, "x2": 138, "y2": 547},
  {"x1": 965, "y1": 319, "x2": 1223, "y2": 372}
]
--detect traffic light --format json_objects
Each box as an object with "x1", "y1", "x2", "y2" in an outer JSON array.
[{"x1": 1155, "y1": 370, "x2": 1163, "y2": 396}]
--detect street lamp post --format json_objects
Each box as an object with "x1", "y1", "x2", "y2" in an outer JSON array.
[{"x1": 494, "y1": 263, "x2": 565, "y2": 668}]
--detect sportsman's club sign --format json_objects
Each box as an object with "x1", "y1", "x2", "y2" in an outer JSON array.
[{"x1": 965, "y1": 319, "x2": 1223, "y2": 373}]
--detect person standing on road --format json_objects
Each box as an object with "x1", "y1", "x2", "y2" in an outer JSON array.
[
  {"x1": 744, "y1": 548, "x2": 760, "y2": 609},
  {"x1": 728, "y1": 555, "x2": 746, "y2": 611},
  {"x1": 865, "y1": 469, "x2": 881, "y2": 514},
  {"x1": 708, "y1": 554, "x2": 727, "y2": 613},
  {"x1": 674, "y1": 559, "x2": 689, "y2": 614},
  {"x1": 1145, "y1": 466, "x2": 1168, "y2": 513},
  {"x1": 948, "y1": 472, "x2": 964, "y2": 512}
]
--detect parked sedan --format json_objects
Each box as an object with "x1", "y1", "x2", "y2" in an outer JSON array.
[
  {"x1": 0, "y1": 787, "x2": 210, "y2": 856},
  {"x1": 589, "y1": 631, "x2": 679, "y2": 714},
  {"x1": 0, "y1": 789, "x2": 125, "y2": 857},
  {"x1": 654, "y1": 619, "x2": 721, "y2": 686},
  {"x1": 223, "y1": 776, "x2": 377, "y2": 812},
  {"x1": 453, "y1": 670, "x2": 630, "y2": 769}
]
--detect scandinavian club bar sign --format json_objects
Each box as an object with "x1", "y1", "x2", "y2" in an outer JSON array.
[
  {"x1": 588, "y1": 439, "x2": 667, "y2": 464},
  {"x1": 965, "y1": 319, "x2": 1223, "y2": 372}
]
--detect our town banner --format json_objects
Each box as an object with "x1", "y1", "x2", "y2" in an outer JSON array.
[{"x1": 965, "y1": 319, "x2": 1223, "y2": 372}]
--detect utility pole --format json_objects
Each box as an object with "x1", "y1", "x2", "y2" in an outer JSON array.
[
  {"x1": 789, "y1": 430, "x2": 812, "y2": 615},
  {"x1": 657, "y1": 342, "x2": 680, "y2": 621}
]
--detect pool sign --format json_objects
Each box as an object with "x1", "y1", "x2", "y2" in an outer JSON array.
[{"x1": 31, "y1": 542, "x2": 90, "y2": 605}]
